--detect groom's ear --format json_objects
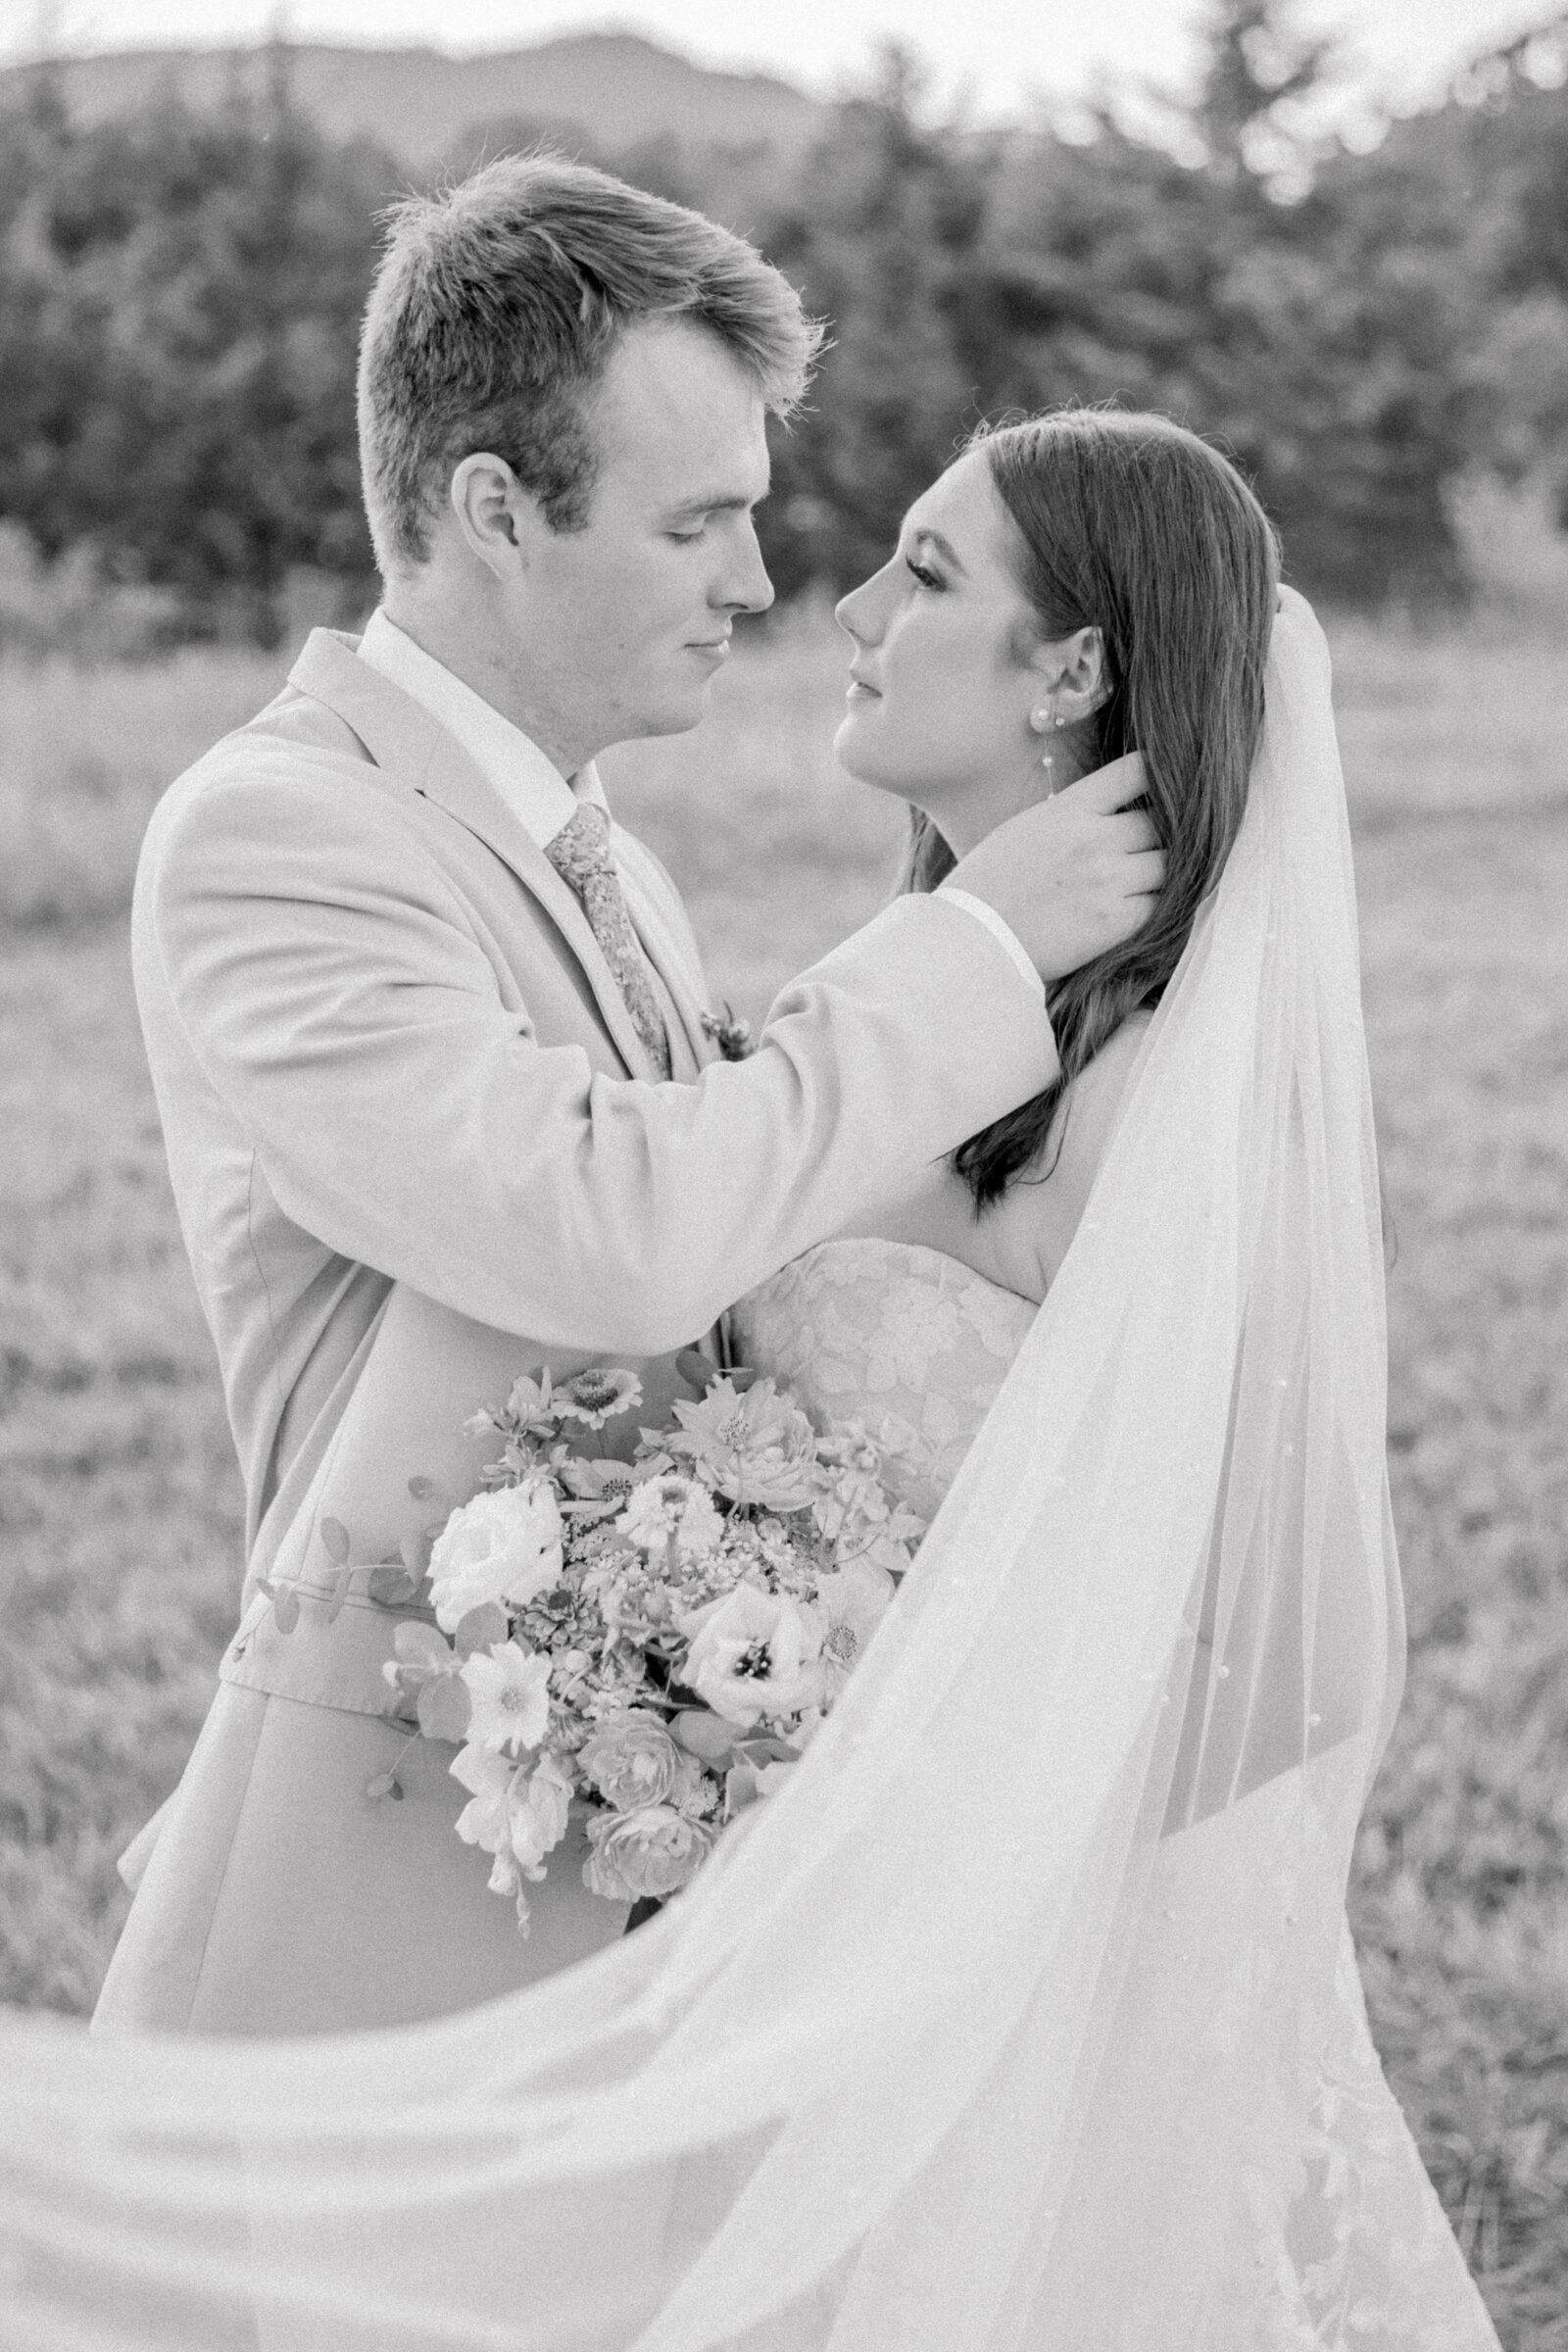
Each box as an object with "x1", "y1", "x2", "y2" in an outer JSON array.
[{"x1": 449, "y1": 452, "x2": 549, "y2": 581}]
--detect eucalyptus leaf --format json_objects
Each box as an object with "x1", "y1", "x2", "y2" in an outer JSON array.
[
  {"x1": 417, "y1": 1675, "x2": 472, "y2": 1743},
  {"x1": 324, "y1": 1561, "x2": 354, "y2": 1624},
  {"x1": 671, "y1": 1709, "x2": 736, "y2": 1762},
  {"x1": 319, "y1": 1515, "x2": 352, "y2": 1566},
  {"x1": 365, "y1": 1770, "x2": 401, "y2": 1802},
  {"x1": 399, "y1": 1530, "x2": 431, "y2": 1577},
  {"x1": 271, "y1": 1587, "x2": 301, "y2": 1635},
  {"x1": 407, "y1": 1475, "x2": 437, "y2": 1502},
  {"x1": 392, "y1": 1619, "x2": 452, "y2": 1668},
  {"x1": 368, "y1": 1563, "x2": 417, "y2": 1607},
  {"x1": 453, "y1": 1601, "x2": 509, "y2": 1658},
  {"x1": 675, "y1": 1348, "x2": 716, "y2": 1391}
]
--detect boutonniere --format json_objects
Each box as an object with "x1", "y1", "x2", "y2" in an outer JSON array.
[{"x1": 700, "y1": 1004, "x2": 754, "y2": 1061}]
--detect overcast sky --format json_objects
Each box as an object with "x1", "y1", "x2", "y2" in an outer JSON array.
[{"x1": 6, "y1": 0, "x2": 1561, "y2": 120}]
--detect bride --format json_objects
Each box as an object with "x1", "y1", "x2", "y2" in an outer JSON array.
[{"x1": 4, "y1": 410, "x2": 1500, "y2": 2349}]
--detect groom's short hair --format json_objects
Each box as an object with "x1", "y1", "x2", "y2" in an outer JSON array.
[{"x1": 358, "y1": 154, "x2": 819, "y2": 574}]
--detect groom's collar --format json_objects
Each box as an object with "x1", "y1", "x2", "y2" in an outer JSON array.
[
  {"x1": 354, "y1": 609, "x2": 608, "y2": 845},
  {"x1": 287, "y1": 625, "x2": 664, "y2": 1084}
]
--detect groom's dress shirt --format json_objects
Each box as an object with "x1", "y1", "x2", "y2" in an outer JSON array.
[
  {"x1": 356, "y1": 612, "x2": 686, "y2": 1076},
  {"x1": 356, "y1": 609, "x2": 606, "y2": 843}
]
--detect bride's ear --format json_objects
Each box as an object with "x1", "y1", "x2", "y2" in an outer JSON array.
[{"x1": 1027, "y1": 625, "x2": 1106, "y2": 730}]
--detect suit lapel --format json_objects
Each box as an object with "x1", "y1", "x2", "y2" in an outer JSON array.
[{"x1": 289, "y1": 631, "x2": 660, "y2": 1082}]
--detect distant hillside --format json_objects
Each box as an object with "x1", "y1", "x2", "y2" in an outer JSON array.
[{"x1": 2, "y1": 32, "x2": 826, "y2": 172}]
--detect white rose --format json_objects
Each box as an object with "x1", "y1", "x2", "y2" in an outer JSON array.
[{"x1": 428, "y1": 1480, "x2": 564, "y2": 1634}]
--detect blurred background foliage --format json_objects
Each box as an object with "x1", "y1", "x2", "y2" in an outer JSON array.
[{"x1": 2, "y1": 0, "x2": 1568, "y2": 645}]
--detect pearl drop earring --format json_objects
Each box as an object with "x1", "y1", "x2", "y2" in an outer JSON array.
[{"x1": 1034, "y1": 696, "x2": 1066, "y2": 786}]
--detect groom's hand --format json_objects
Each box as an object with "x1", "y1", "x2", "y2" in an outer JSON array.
[{"x1": 948, "y1": 753, "x2": 1162, "y2": 985}]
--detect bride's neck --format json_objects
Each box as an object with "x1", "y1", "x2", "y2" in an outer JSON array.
[{"x1": 918, "y1": 747, "x2": 1089, "y2": 861}]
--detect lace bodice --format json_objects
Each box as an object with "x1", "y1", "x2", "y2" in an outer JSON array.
[{"x1": 730, "y1": 1239, "x2": 1038, "y2": 1521}]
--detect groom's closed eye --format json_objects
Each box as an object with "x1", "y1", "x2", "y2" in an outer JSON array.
[{"x1": 663, "y1": 492, "x2": 763, "y2": 539}]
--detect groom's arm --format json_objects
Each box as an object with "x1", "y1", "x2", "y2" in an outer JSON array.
[{"x1": 142, "y1": 750, "x2": 1123, "y2": 1354}]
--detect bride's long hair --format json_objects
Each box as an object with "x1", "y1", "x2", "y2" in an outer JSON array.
[{"x1": 906, "y1": 408, "x2": 1280, "y2": 1207}]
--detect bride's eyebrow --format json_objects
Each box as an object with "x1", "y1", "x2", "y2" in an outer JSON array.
[{"x1": 907, "y1": 525, "x2": 966, "y2": 575}]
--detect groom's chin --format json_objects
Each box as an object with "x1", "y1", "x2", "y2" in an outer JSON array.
[
  {"x1": 615, "y1": 679, "x2": 720, "y2": 744},
  {"x1": 637, "y1": 695, "x2": 714, "y2": 741}
]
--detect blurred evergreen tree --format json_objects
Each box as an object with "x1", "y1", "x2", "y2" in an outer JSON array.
[
  {"x1": 956, "y1": 0, "x2": 1480, "y2": 600},
  {"x1": 756, "y1": 46, "x2": 991, "y2": 598},
  {"x1": 0, "y1": 42, "x2": 391, "y2": 639},
  {"x1": 0, "y1": 3, "x2": 1563, "y2": 629}
]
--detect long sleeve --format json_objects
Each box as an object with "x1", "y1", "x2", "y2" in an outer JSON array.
[{"x1": 140, "y1": 749, "x2": 1059, "y2": 1357}]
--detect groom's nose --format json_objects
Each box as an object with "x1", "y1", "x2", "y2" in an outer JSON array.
[{"x1": 714, "y1": 516, "x2": 774, "y2": 616}]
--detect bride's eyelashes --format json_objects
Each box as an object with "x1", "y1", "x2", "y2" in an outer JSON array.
[{"x1": 904, "y1": 556, "x2": 944, "y2": 590}]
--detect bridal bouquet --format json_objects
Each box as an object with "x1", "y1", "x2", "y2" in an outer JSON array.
[{"x1": 368, "y1": 1358, "x2": 926, "y2": 1929}]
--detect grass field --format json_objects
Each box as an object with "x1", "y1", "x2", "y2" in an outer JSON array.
[{"x1": 0, "y1": 591, "x2": 1565, "y2": 2344}]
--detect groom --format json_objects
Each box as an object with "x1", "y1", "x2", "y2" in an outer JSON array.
[{"x1": 100, "y1": 157, "x2": 1159, "y2": 2032}]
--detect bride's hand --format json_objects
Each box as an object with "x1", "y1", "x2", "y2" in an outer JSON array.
[{"x1": 947, "y1": 753, "x2": 1163, "y2": 984}]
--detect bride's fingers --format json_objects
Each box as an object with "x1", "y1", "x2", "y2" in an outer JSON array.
[
  {"x1": 1122, "y1": 849, "x2": 1166, "y2": 897},
  {"x1": 1070, "y1": 751, "x2": 1148, "y2": 812},
  {"x1": 1111, "y1": 808, "x2": 1159, "y2": 854}
]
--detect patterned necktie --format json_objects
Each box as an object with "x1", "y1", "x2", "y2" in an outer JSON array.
[{"x1": 545, "y1": 802, "x2": 672, "y2": 1079}]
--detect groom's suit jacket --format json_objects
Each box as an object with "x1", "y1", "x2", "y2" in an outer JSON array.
[{"x1": 132, "y1": 626, "x2": 1060, "y2": 1610}]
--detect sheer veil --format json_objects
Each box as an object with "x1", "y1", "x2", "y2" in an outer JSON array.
[{"x1": 0, "y1": 588, "x2": 1499, "y2": 2349}]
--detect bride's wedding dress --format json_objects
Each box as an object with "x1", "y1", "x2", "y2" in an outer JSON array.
[{"x1": 734, "y1": 1236, "x2": 1495, "y2": 2345}]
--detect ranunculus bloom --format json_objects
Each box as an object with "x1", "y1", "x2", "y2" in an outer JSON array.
[
  {"x1": 427, "y1": 1479, "x2": 564, "y2": 1633},
  {"x1": 678, "y1": 1585, "x2": 823, "y2": 1728},
  {"x1": 582, "y1": 1804, "x2": 714, "y2": 1903},
  {"x1": 461, "y1": 1641, "x2": 552, "y2": 1755},
  {"x1": 577, "y1": 1711, "x2": 688, "y2": 1810}
]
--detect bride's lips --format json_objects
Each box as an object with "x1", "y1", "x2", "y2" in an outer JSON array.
[
  {"x1": 846, "y1": 671, "x2": 881, "y2": 701},
  {"x1": 687, "y1": 638, "x2": 731, "y2": 662}
]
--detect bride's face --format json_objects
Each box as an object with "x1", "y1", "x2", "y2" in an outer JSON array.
[{"x1": 833, "y1": 450, "x2": 1048, "y2": 853}]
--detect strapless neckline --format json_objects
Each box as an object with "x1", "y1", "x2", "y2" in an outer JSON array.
[
  {"x1": 729, "y1": 1236, "x2": 1038, "y2": 1523},
  {"x1": 749, "y1": 1233, "x2": 1034, "y2": 1304}
]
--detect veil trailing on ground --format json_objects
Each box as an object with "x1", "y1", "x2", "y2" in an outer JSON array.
[{"x1": 0, "y1": 591, "x2": 1499, "y2": 2350}]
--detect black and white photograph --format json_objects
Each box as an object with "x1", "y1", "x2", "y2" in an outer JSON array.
[{"x1": 0, "y1": 0, "x2": 1562, "y2": 2343}]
